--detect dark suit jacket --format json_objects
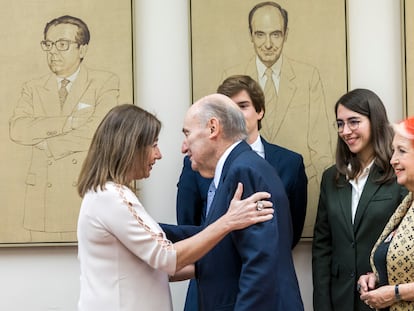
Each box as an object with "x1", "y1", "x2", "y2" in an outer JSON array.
[
  {"x1": 176, "y1": 137, "x2": 307, "y2": 247},
  {"x1": 164, "y1": 141, "x2": 303, "y2": 311},
  {"x1": 312, "y1": 165, "x2": 407, "y2": 311}
]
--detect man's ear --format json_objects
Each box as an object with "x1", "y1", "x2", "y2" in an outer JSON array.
[
  {"x1": 258, "y1": 109, "x2": 264, "y2": 120},
  {"x1": 284, "y1": 28, "x2": 289, "y2": 42},
  {"x1": 79, "y1": 44, "x2": 88, "y2": 59},
  {"x1": 208, "y1": 118, "x2": 219, "y2": 137}
]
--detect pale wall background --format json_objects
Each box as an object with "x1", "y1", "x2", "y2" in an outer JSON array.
[{"x1": 0, "y1": 1, "x2": 403, "y2": 310}]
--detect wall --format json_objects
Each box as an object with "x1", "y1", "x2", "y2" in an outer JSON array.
[{"x1": 0, "y1": 1, "x2": 403, "y2": 310}]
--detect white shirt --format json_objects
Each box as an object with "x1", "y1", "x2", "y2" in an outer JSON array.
[
  {"x1": 56, "y1": 66, "x2": 80, "y2": 91},
  {"x1": 348, "y1": 160, "x2": 375, "y2": 224},
  {"x1": 211, "y1": 141, "x2": 241, "y2": 190},
  {"x1": 250, "y1": 135, "x2": 265, "y2": 159}
]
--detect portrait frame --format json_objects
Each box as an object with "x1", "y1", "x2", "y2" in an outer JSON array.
[
  {"x1": 190, "y1": 0, "x2": 349, "y2": 238},
  {"x1": 402, "y1": 0, "x2": 414, "y2": 116},
  {"x1": 0, "y1": 0, "x2": 134, "y2": 246}
]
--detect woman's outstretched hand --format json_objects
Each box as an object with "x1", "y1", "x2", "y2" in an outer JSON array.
[{"x1": 224, "y1": 182, "x2": 274, "y2": 230}]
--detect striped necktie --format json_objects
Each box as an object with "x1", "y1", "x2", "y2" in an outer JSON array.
[
  {"x1": 206, "y1": 181, "x2": 216, "y2": 216},
  {"x1": 59, "y1": 79, "x2": 70, "y2": 106},
  {"x1": 261, "y1": 68, "x2": 279, "y2": 141}
]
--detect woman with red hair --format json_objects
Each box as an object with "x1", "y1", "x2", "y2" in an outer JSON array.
[{"x1": 358, "y1": 116, "x2": 414, "y2": 310}]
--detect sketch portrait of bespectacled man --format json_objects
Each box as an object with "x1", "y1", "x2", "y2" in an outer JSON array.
[
  {"x1": 9, "y1": 15, "x2": 120, "y2": 242},
  {"x1": 1, "y1": 0, "x2": 133, "y2": 244},
  {"x1": 191, "y1": 0, "x2": 348, "y2": 237}
]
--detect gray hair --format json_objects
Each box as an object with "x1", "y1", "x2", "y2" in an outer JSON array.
[{"x1": 196, "y1": 94, "x2": 247, "y2": 141}]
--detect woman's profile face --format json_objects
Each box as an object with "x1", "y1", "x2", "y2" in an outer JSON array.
[
  {"x1": 129, "y1": 140, "x2": 162, "y2": 181},
  {"x1": 336, "y1": 104, "x2": 374, "y2": 161}
]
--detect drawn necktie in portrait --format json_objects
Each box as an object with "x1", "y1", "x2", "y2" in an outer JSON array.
[
  {"x1": 1, "y1": 0, "x2": 134, "y2": 245},
  {"x1": 191, "y1": 0, "x2": 348, "y2": 238}
]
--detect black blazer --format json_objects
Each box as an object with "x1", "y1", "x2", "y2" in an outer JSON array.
[
  {"x1": 312, "y1": 164, "x2": 407, "y2": 311},
  {"x1": 163, "y1": 141, "x2": 303, "y2": 310}
]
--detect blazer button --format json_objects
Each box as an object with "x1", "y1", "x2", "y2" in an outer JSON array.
[{"x1": 72, "y1": 159, "x2": 77, "y2": 164}]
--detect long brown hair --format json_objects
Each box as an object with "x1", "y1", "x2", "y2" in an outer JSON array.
[
  {"x1": 77, "y1": 104, "x2": 161, "y2": 197},
  {"x1": 334, "y1": 89, "x2": 394, "y2": 185}
]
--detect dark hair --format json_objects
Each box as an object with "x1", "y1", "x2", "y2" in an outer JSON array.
[
  {"x1": 44, "y1": 15, "x2": 90, "y2": 45},
  {"x1": 248, "y1": 1, "x2": 288, "y2": 35},
  {"x1": 77, "y1": 104, "x2": 161, "y2": 197},
  {"x1": 334, "y1": 88, "x2": 394, "y2": 184},
  {"x1": 217, "y1": 75, "x2": 265, "y2": 130}
]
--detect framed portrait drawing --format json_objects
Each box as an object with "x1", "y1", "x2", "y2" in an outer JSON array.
[
  {"x1": 403, "y1": 0, "x2": 414, "y2": 116},
  {"x1": 190, "y1": 0, "x2": 348, "y2": 238},
  {"x1": 0, "y1": 0, "x2": 133, "y2": 245}
]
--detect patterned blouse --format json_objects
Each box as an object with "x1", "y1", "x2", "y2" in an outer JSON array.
[{"x1": 370, "y1": 192, "x2": 414, "y2": 311}]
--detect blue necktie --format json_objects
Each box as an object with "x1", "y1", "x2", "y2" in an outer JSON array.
[{"x1": 206, "y1": 181, "x2": 216, "y2": 216}]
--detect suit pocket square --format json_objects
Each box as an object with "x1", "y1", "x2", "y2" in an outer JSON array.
[{"x1": 77, "y1": 102, "x2": 92, "y2": 110}]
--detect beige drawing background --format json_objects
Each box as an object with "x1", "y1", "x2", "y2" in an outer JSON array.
[
  {"x1": 191, "y1": 0, "x2": 348, "y2": 237},
  {"x1": 404, "y1": 0, "x2": 414, "y2": 116},
  {"x1": 0, "y1": 0, "x2": 133, "y2": 244}
]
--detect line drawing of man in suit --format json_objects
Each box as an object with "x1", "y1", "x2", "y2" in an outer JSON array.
[
  {"x1": 9, "y1": 15, "x2": 119, "y2": 242},
  {"x1": 223, "y1": 1, "x2": 334, "y2": 236},
  {"x1": 162, "y1": 93, "x2": 303, "y2": 310}
]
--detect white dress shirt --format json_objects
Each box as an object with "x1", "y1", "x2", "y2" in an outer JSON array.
[{"x1": 349, "y1": 159, "x2": 375, "y2": 224}]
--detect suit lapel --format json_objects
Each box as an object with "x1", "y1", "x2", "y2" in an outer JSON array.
[
  {"x1": 245, "y1": 57, "x2": 259, "y2": 81},
  {"x1": 273, "y1": 59, "x2": 296, "y2": 134},
  {"x1": 204, "y1": 142, "x2": 251, "y2": 224},
  {"x1": 262, "y1": 58, "x2": 297, "y2": 141},
  {"x1": 38, "y1": 75, "x2": 61, "y2": 115},
  {"x1": 62, "y1": 65, "x2": 89, "y2": 114},
  {"x1": 353, "y1": 167, "x2": 381, "y2": 231},
  {"x1": 337, "y1": 176, "x2": 354, "y2": 237},
  {"x1": 262, "y1": 138, "x2": 279, "y2": 166}
]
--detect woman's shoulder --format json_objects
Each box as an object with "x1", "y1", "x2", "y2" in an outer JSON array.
[
  {"x1": 83, "y1": 182, "x2": 140, "y2": 206},
  {"x1": 322, "y1": 164, "x2": 338, "y2": 178}
]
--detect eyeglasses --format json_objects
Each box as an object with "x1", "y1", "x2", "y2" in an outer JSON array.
[
  {"x1": 40, "y1": 39, "x2": 78, "y2": 51},
  {"x1": 333, "y1": 119, "x2": 361, "y2": 133}
]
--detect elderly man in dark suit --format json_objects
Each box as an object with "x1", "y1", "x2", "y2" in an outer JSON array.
[
  {"x1": 163, "y1": 93, "x2": 303, "y2": 310},
  {"x1": 175, "y1": 75, "x2": 307, "y2": 310}
]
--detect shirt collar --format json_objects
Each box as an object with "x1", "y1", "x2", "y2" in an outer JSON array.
[
  {"x1": 256, "y1": 55, "x2": 283, "y2": 80},
  {"x1": 56, "y1": 65, "x2": 81, "y2": 85},
  {"x1": 212, "y1": 140, "x2": 242, "y2": 188},
  {"x1": 250, "y1": 135, "x2": 265, "y2": 158}
]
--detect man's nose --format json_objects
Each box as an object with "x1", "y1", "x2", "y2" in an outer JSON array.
[
  {"x1": 265, "y1": 35, "x2": 272, "y2": 48},
  {"x1": 181, "y1": 141, "x2": 188, "y2": 154}
]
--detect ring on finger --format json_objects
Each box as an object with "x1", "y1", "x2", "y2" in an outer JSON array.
[{"x1": 256, "y1": 201, "x2": 264, "y2": 211}]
